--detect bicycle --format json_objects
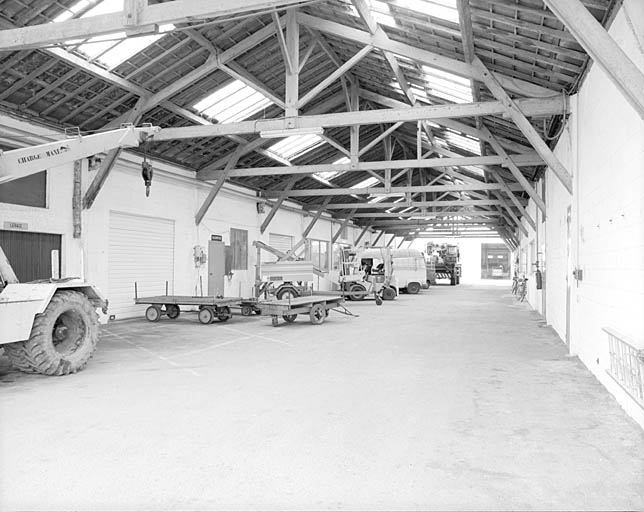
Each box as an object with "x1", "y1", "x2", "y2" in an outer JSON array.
[
  {"x1": 511, "y1": 274, "x2": 519, "y2": 295},
  {"x1": 516, "y1": 277, "x2": 528, "y2": 302}
]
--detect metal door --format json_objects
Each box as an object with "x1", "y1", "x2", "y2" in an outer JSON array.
[
  {"x1": 108, "y1": 211, "x2": 175, "y2": 319},
  {"x1": 0, "y1": 229, "x2": 61, "y2": 282},
  {"x1": 208, "y1": 240, "x2": 225, "y2": 297}
]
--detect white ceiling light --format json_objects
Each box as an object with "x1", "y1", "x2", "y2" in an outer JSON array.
[{"x1": 260, "y1": 127, "x2": 324, "y2": 139}]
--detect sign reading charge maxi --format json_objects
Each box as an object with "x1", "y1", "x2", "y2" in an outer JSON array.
[{"x1": 17, "y1": 145, "x2": 70, "y2": 165}]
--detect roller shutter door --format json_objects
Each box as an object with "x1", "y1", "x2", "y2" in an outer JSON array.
[
  {"x1": 267, "y1": 233, "x2": 293, "y2": 262},
  {"x1": 108, "y1": 211, "x2": 175, "y2": 320}
]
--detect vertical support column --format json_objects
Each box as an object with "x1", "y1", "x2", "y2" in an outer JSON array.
[
  {"x1": 350, "y1": 83, "x2": 360, "y2": 167},
  {"x1": 284, "y1": 9, "x2": 299, "y2": 118},
  {"x1": 72, "y1": 160, "x2": 82, "y2": 238}
]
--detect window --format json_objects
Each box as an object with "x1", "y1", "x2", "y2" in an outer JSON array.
[
  {"x1": 332, "y1": 243, "x2": 349, "y2": 271},
  {"x1": 306, "y1": 239, "x2": 329, "y2": 272},
  {"x1": 268, "y1": 134, "x2": 324, "y2": 161},
  {"x1": 230, "y1": 228, "x2": 248, "y2": 270},
  {"x1": 0, "y1": 171, "x2": 47, "y2": 208},
  {"x1": 193, "y1": 80, "x2": 273, "y2": 123}
]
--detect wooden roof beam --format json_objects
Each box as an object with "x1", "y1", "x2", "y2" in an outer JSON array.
[
  {"x1": 262, "y1": 183, "x2": 522, "y2": 198},
  {"x1": 199, "y1": 154, "x2": 543, "y2": 180},
  {"x1": 296, "y1": 12, "x2": 559, "y2": 97},
  {"x1": 543, "y1": 0, "x2": 644, "y2": 121},
  {"x1": 0, "y1": 0, "x2": 306, "y2": 51},
  {"x1": 159, "y1": 96, "x2": 567, "y2": 141}
]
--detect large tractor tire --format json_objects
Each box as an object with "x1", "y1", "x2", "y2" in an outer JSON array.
[{"x1": 4, "y1": 290, "x2": 99, "y2": 376}]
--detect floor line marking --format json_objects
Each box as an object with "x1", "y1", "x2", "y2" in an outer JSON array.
[
  {"x1": 106, "y1": 331, "x2": 201, "y2": 377},
  {"x1": 173, "y1": 337, "x2": 255, "y2": 358},
  {"x1": 220, "y1": 326, "x2": 293, "y2": 346}
]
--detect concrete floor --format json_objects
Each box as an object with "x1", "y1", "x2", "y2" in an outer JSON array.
[{"x1": 1, "y1": 285, "x2": 643, "y2": 511}]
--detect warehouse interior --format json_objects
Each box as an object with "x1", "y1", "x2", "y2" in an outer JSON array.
[{"x1": 0, "y1": 0, "x2": 643, "y2": 510}]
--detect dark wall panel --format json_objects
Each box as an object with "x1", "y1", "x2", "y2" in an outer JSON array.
[{"x1": 0, "y1": 230, "x2": 61, "y2": 282}]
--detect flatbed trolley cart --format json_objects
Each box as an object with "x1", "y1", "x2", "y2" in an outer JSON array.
[
  {"x1": 134, "y1": 295, "x2": 242, "y2": 324},
  {"x1": 258, "y1": 295, "x2": 354, "y2": 327}
]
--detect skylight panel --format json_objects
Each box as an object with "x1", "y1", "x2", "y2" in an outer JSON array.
[
  {"x1": 396, "y1": 0, "x2": 459, "y2": 24},
  {"x1": 194, "y1": 80, "x2": 273, "y2": 124},
  {"x1": 53, "y1": 0, "x2": 92, "y2": 21},
  {"x1": 445, "y1": 132, "x2": 481, "y2": 155},
  {"x1": 351, "y1": 176, "x2": 380, "y2": 189},
  {"x1": 54, "y1": 0, "x2": 173, "y2": 68},
  {"x1": 370, "y1": 0, "x2": 397, "y2": 27},
  {"x1": 464, "y1": 165, "x2": 485, "y2": 176},
  {"x1": 268, "y1": 134, "x2": 324, "y2": 160},
  {"x1": 422, "y1": 66, "x2": 473, "y2": 104},
  {"x1": 368, "y1": 195, "x2": 388, "y2": 203},
  {"x1": 348, "y1": 0, "x2": 397, "y2": 28}
]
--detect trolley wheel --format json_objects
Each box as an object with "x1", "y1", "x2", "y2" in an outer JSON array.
[
  {"x1": 375, "y1": 295, "x2": 383, "y2": 306},
  {"x1": 166, "y1": 304, "x2": 180, "y2": 319},
  {"x1": 145, "y1": 305, "x2": 161, "y2": 322},
  {"x1": 241, "y1": 305, "x2": 253, "y2": 316},
  {"x1": 382, "y1": 287, "x2": 396, "y2": 301},
  {"x1": 271, "y1": 316, "x2": 279, "y2": 327},
  {"x1": 198, "y1": 307, "x2": 214, "y2": 325},
  {"x1": 283, "y1": 313, "x2": 297, "y2": 323},
  {"x1": 407, "y1": 282, "x2": 421, "y2": 294},
  {"x1": 309, "y1": 304, "x2": 326, "y2": 325},
  {"x1": 217, "y1": 306, "x2": 231, "y2": 322}
]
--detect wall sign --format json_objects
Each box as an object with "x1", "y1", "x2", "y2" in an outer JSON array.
[
  {"x1": 211, "y1": 234, "x2": 223, "y2": 241},
  {"x1": 3, "y1": 221, "x2": 28, "y2": 230}
]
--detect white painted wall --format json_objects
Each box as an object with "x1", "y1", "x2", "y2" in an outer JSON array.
[{"x1": 521, "y1": 0, "x2": 644, "y2": 426}]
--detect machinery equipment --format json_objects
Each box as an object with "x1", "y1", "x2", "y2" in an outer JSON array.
[
  {"x1": 426, "y1": 243, "x2": 462, "y2": 286},
  {"x1": 252, "y1": 240, "x2": 318, "y2": 300},
  {"x1": 0, "y1": 124, "x2": 159, "y2": 375},
  {"x1": 389, "y1": 248, "x2": 427, "y2": 294},
  {"x1": 339, "y1": 246, "x2": 397, "y2": 301}
]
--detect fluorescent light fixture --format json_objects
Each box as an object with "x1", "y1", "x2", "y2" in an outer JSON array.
[{"x1": 260, "y1": 127, "x2": 324, "y2": 139}]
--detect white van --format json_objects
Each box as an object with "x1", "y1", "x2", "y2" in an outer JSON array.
[{"x1": 390, "y1": 248, "x2": 427, "y2": 294}]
